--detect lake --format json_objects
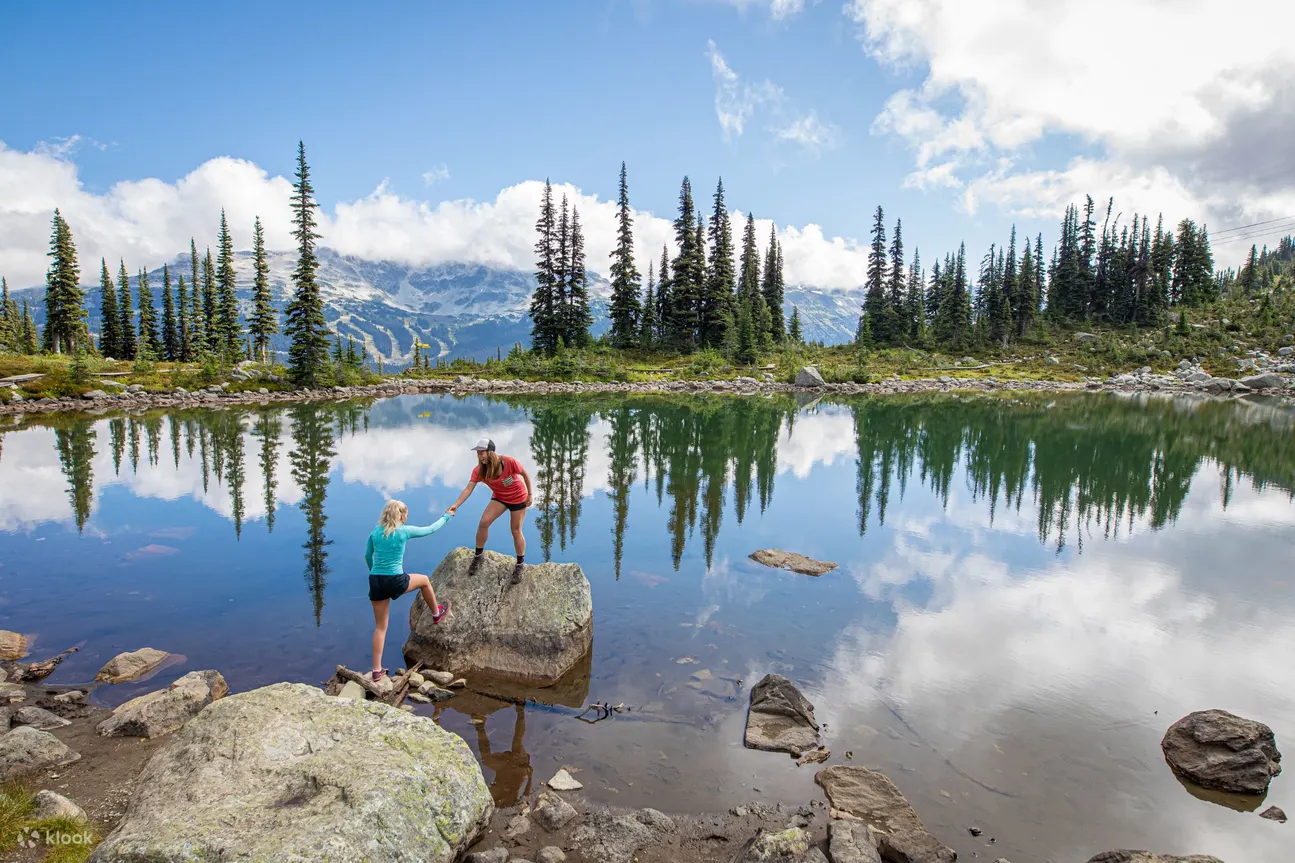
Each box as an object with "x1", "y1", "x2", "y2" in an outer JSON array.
[{"x1": 1, "y1": 390, "x2": 1292, "y2": 862}]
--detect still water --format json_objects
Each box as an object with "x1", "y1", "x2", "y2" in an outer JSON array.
[{"x1": 1, "y1": 391, "x2": 1292, "y2": 862}]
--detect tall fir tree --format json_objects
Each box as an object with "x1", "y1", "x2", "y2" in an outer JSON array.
[
  {"x1": 886, "y1": 219, "x2": 906, "y2": 342},
  {"x1": 136, "y1": 267, "x2": 160, "y2": 357},
  {"x1": 202, "y1": 248, "x2": 217, "y2": 353},
  {"x1": 762, "y1": 227, "x2": 785, "y2": 343},
  {"x1": 555, "y1": 195, "x2": 571, "y2": 347},
  {"x1": 1015, "y1": 240, "x2": 1037, "y2": 338},
  {"x1": 565, "y1": 205, "x2": 593, "y2": 347},
  {"x1": 529, "y1": 180, "x2": 560, "y2": 354},
  {"x1": 905, "y1": 251, "x2": 925, "y2": 343},
  {"x1": 22, "y1": 299, "x2": 39, "y2": 355},
  {"x1": 734, "y1": 287, "x2": 757, "y2": 365},
  {"x1": 606, "y1": 162, "x2": 642, "y2": 348},
  {"x1": 43, "y1": 209, "x2": 86, "y2": 354},
  {"x1": 701, "y1": 178, "x2": 736, "y2": 349},
  {"x1": 667, "y1": 177, "x2": 700, "y2": 351},
  {"x1": 117, "y1": 260, "x2": 136, "y2": 360},
  {"x1": 0, "y1": 278, "x2": 12, "y2": 352},
  {"x1": 738, "y1": 213, "x2": 760, "y2": 304},
  {"x1": 788, "y1": 304, "x2": 803, "y2": 344},
  {"x1": 283, "y1": 142, "x2": 332, "y2": 385},
  {"x1": 693, "y1": 215, "x2": 709, "y2": 346},
  {"x1": 655, "y1": 245, "x2": 671, "y2": 345},
  {"x1": 249, "y1": 216, "x2": 278, "y2": 361},
  {"x1": 162, "y1": 264, "x2": 179, "y2": 361},
  {"x1": 640, "y1": 260, "x2": 657, "y2": 349},
  {"x1": 216, "y1": 209, "x2": 242, "y2": 357},
  {"x1": 933, "y1": 243, "x2": 972, "y2": 348},
  {"x1": 861, "y1": 206, "x2": 890, "y2": 346},
  {"x1": 176, "y1": 273, "x2": 191, "y2": 361},
  {"x1": 98, "y1": 259, "x2": 121, "y2": 358},
  {"x1": 188, "y1": 238, "x2": 205, "y2": 353}
]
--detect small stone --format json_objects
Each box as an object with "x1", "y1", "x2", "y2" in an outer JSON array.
[
  {"x1": 1259, "y1": 805, "x2": 1287, "y2": 823},
  {"x1": 32, "y1": 790, "x2": 87, "y2": 822},
  {"x1": 731, "y1": 806, "x2": 749, "y2": 817},
  {"x1": 14, "y1": 706, "x2": 71, "y2": 730},
  {"x1": 1046, "y1": 356, "x2": 1060, "y2": 365},
  {"x1": 503, "y1": 814, "x2": 531, "y2": 840},
  {"x1": 795, "y1": 366, "x2": 826, "y2": 388},
  {"x1": 537, "y1": 847, "x2": 567, "y2": 863},
  {"x1": 52, "y1": 690, "x2": 85, "y2": 704},
  {"x1": 0, "y1": 682, "x2": 25, "y2": 703},
  {"x1": 407, "y1": 671, "x2": 425, "y2": 688},
  {"x1": 337, "y1": 680, "x2": 366, "y2": 700},
  {"x1": 465, "y1": 849, "x2": 509, "y2": 863},
  {"x1": 548, "y1": 768, "x2": 584, "y2": 791},
  {"x1": 969, "y1": 826, "x2": 983, "y2": 836},
  {"x1": 449, "y1": 678, "x2": 467, "y2": 688},
  {"x1": 534, "y1": 790, "x2": 578, "y2": 831},
  {"x1": 427, "y1": 670, "x2": 455, "y2": 686},
  {"x1": 407, "y1": 692, "x2": 431, "y2": 703}
]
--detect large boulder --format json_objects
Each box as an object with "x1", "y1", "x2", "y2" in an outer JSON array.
[
  {"x1": 96, "y1": 670, "x2": 228, "y2": 739},
  {"x1": 1160, "y1": 709, "x2": 1282, "y2": 795},
  {"x1": 403, "y1": 547, "x2": 593, "y2": 685},
  {"x1": 94, "y1": 647, "x2": 173, "y2": 683},
  {"x1": 0, "y1": 726, "x2": 80, "y2": 781},
  {"x1": 815, "y1": 766, "x2": 956, "y2": 863},
  {"x1": 744, "y1": 674, "x2": 820, "y2": 756},
  {"x1": 0, "y1": 630, "x2": 28, "y2": 660},
  {"x1": 1240, "y1": 372, "x2": 1286, "y2": 390},
  {"x1": 795, "y1": 367, "x2": 826, "y2": 388},
  {"x1": 1086, "y1": 854, "x2": 1226, "y2": 863},
  {"x1": 89, "y1": 682, "x2": 493, "y2": 863}
]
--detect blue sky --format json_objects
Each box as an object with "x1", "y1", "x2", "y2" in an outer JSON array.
[{"x1": 0, "y1": 0, "x2": 1287, "y2": 289}]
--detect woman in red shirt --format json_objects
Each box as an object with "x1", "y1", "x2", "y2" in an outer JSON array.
[{"x1": 446, "y1": 439, "x2": 534, "y2": 584}]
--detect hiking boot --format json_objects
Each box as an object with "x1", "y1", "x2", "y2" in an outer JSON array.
[
  {"x1": 510, "y1": 561, "x2": 526, "y2": 585},
  {"x1": 468, "y1": 554, "x2": 483, "y2": 575}
]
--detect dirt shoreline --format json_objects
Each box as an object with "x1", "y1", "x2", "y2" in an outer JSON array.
[{"x1": 2, "y1": 372, "x2": 1286, "y2": 419}]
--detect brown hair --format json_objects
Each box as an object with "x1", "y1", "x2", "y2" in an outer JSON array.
[{"x1": 479, "y1": 450, "x2": 504, "y2": 480}]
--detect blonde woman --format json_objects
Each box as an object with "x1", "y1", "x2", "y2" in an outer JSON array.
[
  {"x1": 365, "y1": 499, "x2": 452, "y2": 681},
  {"x1": 445, "y1": 439, "x2": 533, "y2": 585}
]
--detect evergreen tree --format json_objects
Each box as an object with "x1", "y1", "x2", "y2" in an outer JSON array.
[
  {"x1": 137, "y1": 267, "x2": 160, "y2": 357},
  {"x1": 43, "y1": 209, "x2": 86, "y2": 354},
  {"x1": 1078, "y1": 195, "x2": 1097, "y2": 317},
  {"x1": 216, "y1": 210, "x2": 242, "y2": 357},
  {"x1": 925, "y1": 259, "x2": 943, "y2": 326},
  {"x1": 176, "y1": 273, "x2": 191, "y2": 361},
  {"x1": 734, "y1": 289, "x2": 758, "y2": 365},
  {"x1": 117, "y1": 260, "x2": 136, "y2": 360},
  {"x1": 905, "y1": 251, "x2": 925, "y2": 343},
  {"x1": 0, "y1": 278, "x2": 11, "y2": 352},
  {"x1": 564, "y1": 206, "x2": 593, "y2": 347},
  {"x1": 738, "y1": 213, "x2": 760, "y2": 304},
  {"x1": 162, "y1": 264, "x2": 179, "y2": 360},
  {"x1": 1015, "y1": 241, "x2": 1037, "y2": 337},
  {"x1": 607, "y1": 162, "x2": 642, "y2": 348},
  {"x1": 862, "y1": 205, "x2": 891, "y2": 345},
  {"x1": 283, "y1": 141, "x2": 331, "y2": 385},
  {"x1": 754, "y1": 289, "x2": 774, "y2": 353},
  {"x1": 555, "y1": 195, "x2": 571, "y2": 346},
  {"x1": 21, "y1": 299, "x2": 39, "y2": 354},
  {"x1": 693, "y1": 215, "x2": 709, "y2": 345},
  {"x1": 98, "y1": 259, "x2": 121, "y2": 358},
  {"x1": 667, "y1": 177, "x2": 700, "y2": 351},
  {"x1": 188, "y1": 238, "x2": 205, "y2": 353},
  {"x1": 702, "y1": 178, "x2": 736, "y2": 349},
  {"x1": 656, "y1": 245, "x2": 671, "y2": 345},
  {"x1": 934, "y1": 243, "x2": 972, "y2": 348},
  {"x1": 762, "y1": 226, "x2": 785, "y2": 343},
  {"x1": 1240, "y1": 244, "x2": 1260, "y2": 294},
  {"x1": 249, "y1": 216, "x2": 277, "y2": 361},
  {"x1": 529, "y1": 180, "x2": 560, "y2": 354},
  {"x1": 202, "y1": 247, "x2": 217, "y2": 353},
  {"x1": 640, "y1": 260, "x2": 657, "y2": 349},
  {"x1": 788, "y1": 304, "x2": 803, "y2": 344},
  {"x1": 887, "y1": 219, "x2": 906, "y2": 341}
]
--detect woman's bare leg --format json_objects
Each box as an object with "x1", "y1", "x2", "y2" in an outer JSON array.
[
  {"x1": 509, "y1": 506, "x2": 528, "y2": 558},
  {"x1": 404, "y1": 572, "x2": 438, "y2": 610},
  {"x1": 476, "y1": 499, "x2": 508, "y2": 549},
  {"x1": 371, "y1": 599, "x2": 391, "y2": 672}
]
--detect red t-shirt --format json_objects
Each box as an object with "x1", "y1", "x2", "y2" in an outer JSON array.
[{"x1": 471, "y1": 455, "x2": 528, "y2": 504}]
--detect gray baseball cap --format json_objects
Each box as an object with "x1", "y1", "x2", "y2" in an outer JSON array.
[{"x1": 470, "y1": 438, "x2": 496, "y2": 452}]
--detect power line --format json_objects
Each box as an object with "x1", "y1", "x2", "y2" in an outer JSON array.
[
  {"x1": 1212, "y1": 220, "x2": 1295, "y2": 245},
  {"x1": 1211, "y1": 214, "x2": 1295, "y2": 237}
]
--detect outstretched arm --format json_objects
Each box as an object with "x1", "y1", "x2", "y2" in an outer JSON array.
[
  {"x1": 445, "y1": 481, "x2": 478, "y2": 515},
  {"x1": 405, "y1": 513, "x2": 452, "y2": 538}
]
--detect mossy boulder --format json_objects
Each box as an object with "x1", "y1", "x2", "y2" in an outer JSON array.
[
  {"x1": 403, "y1": 547, "x2": 593, "y2": 685},
  {"x1": 89, "y1": 682, "x2": 493, "y2": 863}
]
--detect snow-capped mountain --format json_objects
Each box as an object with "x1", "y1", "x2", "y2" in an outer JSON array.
[{"x1": 15, "y1": 248, "x2": 860, "y2": 363}]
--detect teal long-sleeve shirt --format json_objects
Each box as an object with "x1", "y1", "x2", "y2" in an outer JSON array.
[{"x1": 365, "y1": 516, "x2": 451, "y2": 575}]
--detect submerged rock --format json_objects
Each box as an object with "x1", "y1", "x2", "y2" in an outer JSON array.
[
  {"x1": 815, "y1": 765, "x2": 956, "y2": 863},
  {"x1": 94, "y1": 647, "x2": 173, "y2": 683},
  {"x1": 0, "y1": 726, "x2": 80, "y2": 781},
  {"x1": 97, "y1": 670, "x2": 228, "y2": 738},
  {"x1": 404, "y1": 548, "x2": 593, "y2": 685},
  {"x1": 749, "y1": 549, "x2": 838, "y2": 577},
  {"x1": 1259, "y1": 805, "x2": 1287, "y2": 823},
  {"x1": 1086, "y1": 854, "x2": 1226, "y2": 863},
  {"x1": 89, "y1": 682, "x2": 493, "y2": 863},
  {"x1": 1161, "y1": 709, "x2": 1282, "y2": 795},
  {"x1": 796, "y1": 367, "x2": 826, "y2": 388},
  {"x1": 745, "y1": 674, "x2": 820, "y2": 756}
]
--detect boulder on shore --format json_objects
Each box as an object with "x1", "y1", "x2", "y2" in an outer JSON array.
[
  {"x1": 744, "y1": 673, "x2": 820, "y2": 756},
  {"x1": 795, "y1": 367, "x2": 826, "y2": 388},
  {"x1": 96, "y1": 670, "x2": 228, "y2": 738},
  {"x1": 1239, "y1": 372, "x2": 1286, "y2": 390},
  {"x1": 1086, "y1": 853, "x2": 1226, "y2": 863},
  {"x1": 735, "y1": 826, "x2": 827, "y2": 862},
  {"x1": 89, "y1": 682, "x2": 493, "y2": 863},
  {"x1": 749, "y1": 549, "x2": 838, "y2": 577},
  {"x1": 0, "y1": 630, "x2": 28, "y2": 661},
  {"x1": 1161, "y1": 709, "x2": 1282, "y2": 795},
  {"x1": 94, "y1": 647, "x2": 174, "y2": 683},
  {"x1": 403, "y1": 548, "x2": 593, "y2": 685},
  {"x1": 815, "y1": 765, "x2": 956, "y2": 863},
  {"x1": 0, "y1": 726, "x2": 81, "y2": 781},
  {"x1": 33, "y1": 790, "x2": 87, "y2": 822}
]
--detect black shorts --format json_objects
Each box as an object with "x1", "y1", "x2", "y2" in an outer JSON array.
[
  {"x1": 368, "y1": 573, "x2": 410, "y2": 602},
  {"x1": 492, "y1": 497, "x2": 529, "y2": 512}
]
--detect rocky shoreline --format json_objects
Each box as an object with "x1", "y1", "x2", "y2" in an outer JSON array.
[{"x1": 3, "y1": 364, "x2": 1293, "y2": 418}]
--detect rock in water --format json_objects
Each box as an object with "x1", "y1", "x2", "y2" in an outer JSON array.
[
  {"x1": 1258, "y1": 805, "x2": 1287, "y2": 823},
  {"x1": 548, "y1": 768, "x2": 584, "y2": 791},
  {"x1": 0, "y1": 630, "x2": 28, "y2": 661},
  {"x1": 1086, "y1": 854, "x2": 1226, "y2": 863},
  {"x1": 0, "y1": 726, "x2": 81, "y2": 780},
  {"x1": 90, "y1": 682, "x2": 493, "y2": 863},
  {"x1": 749, "y1": 549, "x2": 838, "y2": 577},
  {"x1": 97, "y1": 670, "x2": 227, "y2": 739},
  {"x1": 745, "y1": 674, "x2": 820, "y2": 756},
  {"x1": 815, "y1": 766, "x2": 956, "y2": 863},
  {"x1": 94, "y1": 647, "x2": 173, "y2": 683},
  {"x1": 828, "y1": 820, "x2": 883, "y2": 863},
  {"x1": 795, "y1": 367, "x2": 826, "y2": 388},
  {"x1": 33, "y1": 790, "x2": 87, "y2": 822},
  {"x1": 404, "y1": 547, "x2": 593, "y2": 685},
  {"x1": 1161, "y1": 709, "x2": 1282, "y2": 794}
]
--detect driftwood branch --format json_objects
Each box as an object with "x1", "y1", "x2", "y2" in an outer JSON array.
[
  {"x1": 17, "y1": 646, "x2": 79, "y2": 682},
  {"x1": 332, "y1": 662, "x2": 424, "y2": 706}
]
